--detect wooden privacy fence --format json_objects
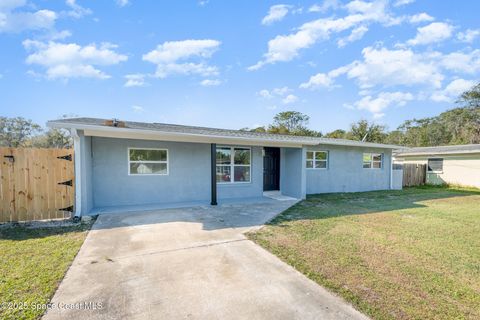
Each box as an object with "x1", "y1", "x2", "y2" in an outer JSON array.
[
  {"x1": 0, "y1": 148, "x2": 74, "y2": 223},
  {"x1": 403, "y1": 163, "x2": 426, "y2": 187}
]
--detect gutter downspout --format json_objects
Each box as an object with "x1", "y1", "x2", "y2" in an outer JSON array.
[
  {"x1": 71, "y1": 128, "x2": 82, "y2": 217},
  {"x1": 390, "y1": 151, "x2": 394, "y2": 190}
]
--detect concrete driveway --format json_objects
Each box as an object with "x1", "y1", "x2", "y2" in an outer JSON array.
[{"x1": 44, "y1": 199, "x2": 367, "y2": 320}]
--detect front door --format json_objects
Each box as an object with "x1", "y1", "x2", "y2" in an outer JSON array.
[{"x1": 263, "y1": 147, "x2": 280, "y2": 191}]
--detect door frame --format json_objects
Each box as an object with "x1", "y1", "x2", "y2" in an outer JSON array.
[{"x1": 263, "y1": 147, "x2": 280, "y2": 191}]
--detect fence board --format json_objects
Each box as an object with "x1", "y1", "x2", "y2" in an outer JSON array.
[
  {"x1": 403, "y1": 163, "x2": 426, "y2": 187},
  {"x1": 0, "y1": 148, "x2": 74, "y2": 223}
]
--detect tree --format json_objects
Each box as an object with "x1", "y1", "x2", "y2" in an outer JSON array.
[
  {"x1": 269, "y1": 111, "x2": 322, "y2": 137},
  {"x1": 347, "y1": 119, "x2": 387, "y2": 143},
  {"x1": 324, "y1": 129, "x2": 347, "y2": 139},
  {"x1": 29, "y1": 128, "x2": 73, "y2": 148},
  {"x1": 0, "y1": 117, "x2": 42, "y2": 147}
]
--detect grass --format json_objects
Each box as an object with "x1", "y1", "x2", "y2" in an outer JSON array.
[
  {"x1": 0, "y1": 221, "x2": 93, "y2": 320},
  {"x1": 248, "y1": 186, "x2": 480, "y2": 320}
]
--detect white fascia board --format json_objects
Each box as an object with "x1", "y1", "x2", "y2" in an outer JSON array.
[{"x1": 396, "y1": 150, "x2": 480, "y2": 157}]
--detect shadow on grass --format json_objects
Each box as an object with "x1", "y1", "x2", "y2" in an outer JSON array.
[
  {"x1": 269, "y1": 185, "x2": 480, "y2": 224},
  {"x1": 0, "y1": 222, "x2": 93, "y2": 241}
]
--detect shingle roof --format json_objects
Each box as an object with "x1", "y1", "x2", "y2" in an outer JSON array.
[
  {"x1": 394, "y1": 144, "x2": 480, "y2": 156},
  {"x1": 48, "y1": 117, "x2": 400, "y2": 149}
]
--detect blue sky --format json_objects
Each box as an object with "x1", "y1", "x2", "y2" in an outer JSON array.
[{"x1": 1, "y1": 0, "x2": 479, "y2": 133}]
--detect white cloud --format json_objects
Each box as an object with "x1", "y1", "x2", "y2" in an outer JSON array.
[
  {"x1": 394, "y1": 0, "x2": 415, "y2": 7},
  {"x1": 457, "y1": 29, "x2": 480, "y2": 43},
  {"x1": 430, "y1": 79, "x2": 476, "y2": 102},
  {"x1": 309, "y1": 0, "x2": 339, "y2": 13},
  {"x1": 143, "y1": 39, "x2": 220, "y2": 63},
  {"x1": 354, "y1": 91, "x2": 414, "y2": 117},
  {"x1": 23, "y1": 40, "x2": 127, "y2": 79},
  {"x1": 346, "y1": 46, "x2": 444, "y2": 88},
  {"x1": 249, "y1": 0, "x2": 399, "y2": 70},
  {"x1": 143, "y1": 39, "x2": 220, "y2": 78},
  {"x1": 116, "y1": 0, "x2": 130, "y2": 7},
  {"x1": 258, "y1": 86, "x2": 291, "y2": 98},
  {"x1": 440, "y1": 50, "x2": 480, "y2": 74},
  {"x1": 282, "y1": 94, "x2": 298, "y2": 104},
  {"x1": 300, "y1": 72, "x2": 335, "y2": 89},
  {"x1": 258, "y1": 89, "x2": 273, "y2": 99},
  {"x1": 132, "y1": 105, "x2": 145, "y2": 113},
  {"x1": 124, "y1": 74, "x2": 147, "y2": 87},
  {"x1": 262, "y1": 4, "x2": 291, "y2": 26},
  {"x1": 408, "y1": 13, "x2": 434, "y2": 24},
  {"x1": 0, "y1": 0, "x2": 57, "y2": 33},
  {"x1": 272, "y1": 86, "x2": 291, "y2": 96},
  {"x1": 407, "y1": 22, "x2": 454, "y2": 46},
  {"x1": 65, "y1": 0, "x2": 91, "y2": 19},
  {"x1": 337, "y1": 25, "x2": 368, "y2": 47},
  {"x1": 303, "y1": 46, "x2": 444, "y2": 90},
  {"x1": 200, "y1": 79, "x2": 221, "y2": 86}
]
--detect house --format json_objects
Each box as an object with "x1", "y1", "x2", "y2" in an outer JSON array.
[
  {"x1": 394, "y1": 144, "x2": 480, "y2": 188},
  {"x1": 48, "y1": 118, "x2": 401, "y2": 216}
]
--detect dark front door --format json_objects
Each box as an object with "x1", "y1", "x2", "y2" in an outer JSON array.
[{"x1": 263, "y1": 147, "x2": 280, "y2": 191}]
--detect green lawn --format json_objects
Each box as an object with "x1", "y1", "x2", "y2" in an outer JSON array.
[
  {"x1": 0, "y1": 222, "x2": 93, "y2": 320},
  {"x1": 248, "y1": 186, "x2": 480, "y2": 320}
]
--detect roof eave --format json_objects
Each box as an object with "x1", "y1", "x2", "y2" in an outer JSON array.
[{"x1": 48, "y1": 120, "x2": 400, "y2": 149}]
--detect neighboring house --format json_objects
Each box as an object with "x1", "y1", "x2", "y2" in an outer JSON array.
[
  {"x1": 394, "y1": 144, "x2": 480, "y2": 188},
  {"x1": 48, "y1": 118, "x2": 400, "y2": 216}
]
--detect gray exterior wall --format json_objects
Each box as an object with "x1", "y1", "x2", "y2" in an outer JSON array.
[
  {"x1": 280, "y1": 147, "x2": 306, "y2": 199},
  {"x1": 306, "y1": 145, "x2": 392, "y2": 194},
  {"x1": 89, "y1": 137, "x2": 263, "y2": 209}
]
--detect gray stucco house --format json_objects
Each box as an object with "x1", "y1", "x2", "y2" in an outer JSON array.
[{"x1": 48, "y1": 118, "x2": 401, "y2": 216}]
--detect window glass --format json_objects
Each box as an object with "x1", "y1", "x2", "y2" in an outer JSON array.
[
  {"x1": 129, "y1": 148, "x2": 168, "y2": 175},
  {"x1": 216, "y1": 147, "x2": 251, "y2": 183},
  {"x1": 372, "y1": 161, "x2": 382, "y2": 168},
  {"x1": 234, "y1": 166, "x2": 250, "y2": 182},
  {"x1": 306, "y1": 151, "x2": 328, "y2": 169},
  {"x1": 216, "y1": 148, "x2": 231, "y2": 165},
  {"x1": 315, "y1": 152, "x2": 327, "y2": 160},
  {"x1": 216, "y1": 166, "x2": 231, "y2": 182},
  {"x1": 315, "y1": 161, "x2": 327, "y2": 169},
  {"x1": 130, "y1": 163, "x2": 167, "y2": 174},
  {"x1": 129, "y1": 149, "x2": 166, "y2": 161},
  {"x1": 427, "y1": 158, "x2": 443, "y2": 172},
  {"x1": 363, "y1": 153, "x2": 382, "y2": 169},
  {"x1": 234, "y1": 148, "x2": 250, "y2": 165}
]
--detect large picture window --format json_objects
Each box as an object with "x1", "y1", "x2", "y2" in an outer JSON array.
[
  {"x1": 427, "y1": 158, "x2": 443, "y2": 172},
  {"x1": 128, "y1": 148, "x2": 168, "y2": 175},
  {"x1": 216, "y1": 147, "x2": 251, "y2": 183},
  {"x1": 306, "y1": 151, "x2": 328, "y2": 169},
  {"x1": 363, "y1": 153, "x2": 382, "y2": 169}
]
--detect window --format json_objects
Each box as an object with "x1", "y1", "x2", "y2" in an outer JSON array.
[
  {"x1": 216, "y1": 147, "x2": 251, "y2": 183},
  {"x1": 128, "y1": 148, "x2": 168, "y2": 175},
  {"x1": 363, "y1": 153, "x2": 382, "y2": 169},
  {"x1": 427, "y1": 158, "x2": 443, "y2": 172},
  {"x1": 306, "y1": 151, "x2": 328, "y2": 169}
]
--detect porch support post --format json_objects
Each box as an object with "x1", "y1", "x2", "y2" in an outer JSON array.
[
  {"x1": 71, "y1": 128, "x2": 82, "y2": 217},
  {"x1": 210, "y1": 143, "x2": 217, "y2": 205}
]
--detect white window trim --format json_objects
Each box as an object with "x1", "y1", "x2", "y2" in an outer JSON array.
[
  {"x1": 306, "y1": 150, "x2": 328, "y2": 170},
  {"x1": 128, "y1": 147, "x2": 169, "y2": 176},
  {"x1": 427, "y1": 158, "x2": 444, "y2": 173},
  {"x1": 363, "y1": 153, "x2": 383, "y2": 169},
  {"x1": 216, "y1": 146, "x2": 252, "y2": 184}
]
